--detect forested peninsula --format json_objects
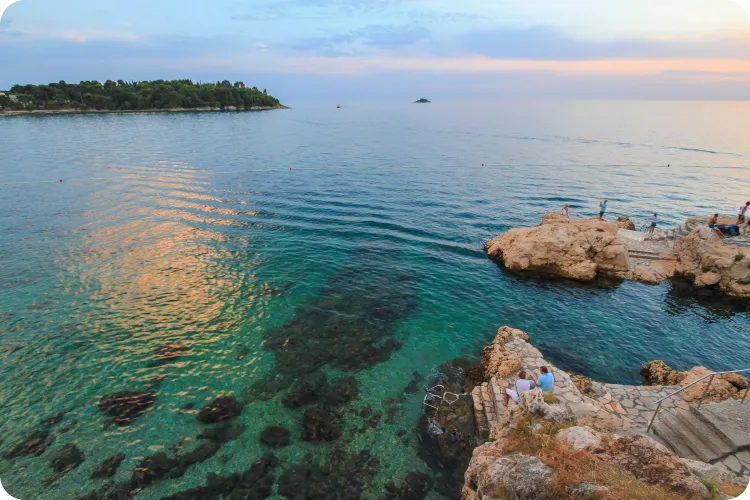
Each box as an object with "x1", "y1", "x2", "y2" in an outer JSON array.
[{"x1": 0, "y1": 79, "x2": 285, "y2": 115}]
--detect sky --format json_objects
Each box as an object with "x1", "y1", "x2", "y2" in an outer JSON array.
[{"x1": 0, "y1": 0, "x2": 749, "y2": 100}]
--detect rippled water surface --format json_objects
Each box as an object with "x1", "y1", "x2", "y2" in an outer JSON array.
[{"x1": 2, "y1": 100, "x2": 750, "y2": 499}]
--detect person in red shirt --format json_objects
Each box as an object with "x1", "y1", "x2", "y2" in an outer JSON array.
[{"x1": 737, "y1": 201, "x2": 750, "y2": 225}]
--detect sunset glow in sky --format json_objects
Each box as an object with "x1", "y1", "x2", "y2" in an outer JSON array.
[{"x1": 1, "y1": 0, "x2": 749, "y2": 99}]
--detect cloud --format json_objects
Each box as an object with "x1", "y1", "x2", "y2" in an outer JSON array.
[
  {"x1": 460, "y1": 25, "x2": 750, "y2": 61},
  {"x1": 286, "y1": 24, "x2": 431, "y2": 56},
  {"x1": 231, "y1": 0, "x2": 400, "y2": 21}
]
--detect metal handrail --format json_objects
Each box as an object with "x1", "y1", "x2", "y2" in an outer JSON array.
[{"x1": 646, "y1": 368, "x2": 750, "y2": 433}]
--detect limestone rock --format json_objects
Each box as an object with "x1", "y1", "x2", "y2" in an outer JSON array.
[
  {"x1": 616, "y1": 216, "x2": 636, "y2": 231},
  {"x1": 480, "y1": 326, "x2": 530, "y2": 378},
  {"x1": 499, "y1": 389, "x2": 574, "y2": 432},
  {"x1": 677, "y1": 227, "x2": 750, "y2": 297},
  {"x1": 604, "y1": 434, "x2": 709, "y2": 497},
  {"x1": 557, "y1": 426, "x2": 604, "y2": 451},
  {"x1": 679, "y1": 458, "x2": 747, "y2": 487},
  {"x1": 640, "y1": 360, "x2": 686, "y2": 386},
  {"x1": 678, "y1": 367, "x2": 739, "y2": 403},
  {"x1": 463, "y1": 453, "x2": 553, "y2": 499},
  {"x1": 721, "y1": 372, "x2": 749, "y2": 390},
  {"x1": 485, "y1": 214, "x2": 627, "y2": 282},
  {"x1": 571, "y1": 482, "x2": 610, "y2": 499},
  {"x1": 493, "y1": 326, "x2": 531, "y2": 345}
]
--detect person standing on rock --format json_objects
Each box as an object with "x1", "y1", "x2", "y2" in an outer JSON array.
[
  {"x1": 599, "y1": 200, "x2": 608, "y2": 220},
  {"x1": 560, "y1": 204, "x2": 570, "y2": 220},
  {"x1": 737, "y1": 201, "x2": 750, "y2": 225},
  {"x1": 648, "y1": 213, "x2": 658, "y2": 234}
]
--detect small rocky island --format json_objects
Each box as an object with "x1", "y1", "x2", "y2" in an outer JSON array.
[
  {"x1": 485, "y1": 213, "x2": 750, "y2": 297},
  {"x1": 414, "y1": 98, "x2": 431, "y2": 103}
]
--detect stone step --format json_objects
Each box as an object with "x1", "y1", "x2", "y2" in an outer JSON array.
[
  {"x1": 480, "y1": 382, "x2": 497, "y2": 429},
  {"x1": 652, "y1": 417, "x2": 699, "y2": 461},
  {"x1": 471, "y1": 387, "x2": 489, "y2": 439},
  {"x1": 676, "y1": 410, "x2": 733, "y2": 461},
  {"x1": 691, "y1": 400, "x2": 750, "y2": 452},
  {"x1": 672, "y1": 411, "x2": 730, "y2": 462}
]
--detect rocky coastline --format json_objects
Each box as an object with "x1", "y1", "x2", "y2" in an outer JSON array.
[
  {"x1": 418, "y1": 326, "x2": 749, "y2": 499},
  {"x1": 0, "y1": 105, "x2": 288, "y2": 117},
  {"x1": 485, "y1": 213, "x2": 750, "y2": 297}
]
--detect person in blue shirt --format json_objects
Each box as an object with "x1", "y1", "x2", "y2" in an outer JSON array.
[
  {"x1": 599, "y1": 200, "x2": 608, "y2": 220},
  {"x1": 533, "y1": 366, "x2": 555, "y2": 393}
]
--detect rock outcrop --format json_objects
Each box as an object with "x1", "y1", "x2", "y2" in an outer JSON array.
[
  {"x1": 641, "y1": 360, "x2": 749, "y2": 403},
  {"x1": 463, "y1": 454, "x2": 553, "y2": 499},
  {"x1": 604, "y1": 434, "x2": 709, "y2": 497},
  {"x1": 485, "y1": 214, "x2": 628, "y2": 281},
  {"x1": 460, "y1": 326, "x2": 748, "y2": 499},
  {"x1": 676, "y1": 227, "x2": 750, "y2": 297},
  {"x1": 486, "y1": 213, "x2": 750, "y2": 297}
]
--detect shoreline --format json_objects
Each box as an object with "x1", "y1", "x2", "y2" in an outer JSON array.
[{"x1": 0, "y1": 105, "x2": 289, "y2": 117}]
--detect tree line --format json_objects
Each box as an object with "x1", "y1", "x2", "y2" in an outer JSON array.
[{"x1": 0, "y1": 79, "x2": 282, "y2": 111}]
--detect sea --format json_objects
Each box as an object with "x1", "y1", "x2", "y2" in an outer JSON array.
[{"x1": 1, "y1": 100, "x2": 749, "y2": 499}]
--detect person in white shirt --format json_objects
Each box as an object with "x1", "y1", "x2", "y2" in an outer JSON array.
[
  {"x1": 503, "y1": 370, "x2": 535, "y2": 406},
  {"x1": 560, "y1": 204, "x2": 569, "y2": 220},
  {"x1": 648, "y1": 213, "x2": 658, "y2": 234},
  {"x1": 737, "y1": 202, "x2": 750, "y2": 225}
]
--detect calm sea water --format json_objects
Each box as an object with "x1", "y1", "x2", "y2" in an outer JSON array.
[{"x1": 1, "y1": 100, "x2": 750, "y2": 499}]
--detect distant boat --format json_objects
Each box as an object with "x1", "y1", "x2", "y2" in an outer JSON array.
[
  {"x1": 414, "y1": 98, "x2": 431, "y2": 103},
  {"x1": 337, "y1": 104, "x2": 341, "y2": 108}
]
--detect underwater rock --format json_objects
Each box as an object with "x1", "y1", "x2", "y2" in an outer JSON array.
[
  {"x1": 260, "y1": 426, "x2": 290, "y2": 448},
  {"x1": 323, "y1": 376, "x2": 359, "y2": 406},
  {"x1": 301, "y1": 406, "x2": 343, "y2": 442},
  {"x1": 131, "y1": 441, "x2": 221, "y2": 487},
  {"x1": 384, "y1": 471, "x2": 434, "y2": 499},
  {"x1": 3, "y1": 430, "x2": 54, "y2": 458},
  {"x1": 41, "y1": 412, "x2": 66, "y2": 428},
  {"x1": 145, "y1": 374, "x2": 168, "y2": 391},
  {"x1": 403, "y1": 372, "x2": 424, "y2": 394},
  {"x1": 160, "y1": 453, "x2": 277, "y2": 500},
  {"x1": 90, "y1": 453, "x2": 126, "y2": 479},
  {"x1": 197, "y1": 397, "x2": 244, "y2": 424},
  {"x1": 248, "y1": 242, "x2": 417, "y2": 400},
  {"x1": 98, "y1": 391, "x2": 156, "y2": 425},
  {"x1": 277, "y1": 446, "x2": 379, "y2": 499},
  {"x1": 282, "y1": 371, "x2": 327, "y2": 408},
  {"x1": 359, "y1": 406, "x2": 372, "y2": 418},
  {"x1": 52, "y1": 443, "x2": 85, "y2": 473},
  {"x1": 152, "y1": 342, "x2": 189, "y2": 365},
  {"x1": 416, "y1": 359, "x2": 478, "y2": 499},
  {"x1": 197, "y1": 422, "x2": 247, "y2": 443}
]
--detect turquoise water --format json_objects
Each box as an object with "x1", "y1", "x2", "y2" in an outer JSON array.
[{"x1": 1, "y1": 100, "x2": 750, "y2": 499}]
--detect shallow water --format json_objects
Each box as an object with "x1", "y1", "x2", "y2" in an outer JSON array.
[{"x1": 1, "y1": 100, "x2": 750, "y2": 499}]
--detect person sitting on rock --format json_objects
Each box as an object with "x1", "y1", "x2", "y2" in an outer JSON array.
[
  {"x1": 503, "y1": 370, "x2": 534, "y2": 406},
  {"x1": 708, "y1": 214, "x2": 725, "y2": 238},
  {"x1": 532, "y1": 366, "x2": 555, "y2": 393}
]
